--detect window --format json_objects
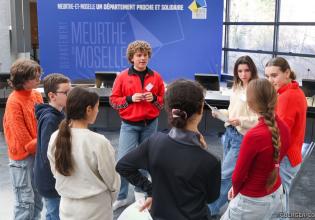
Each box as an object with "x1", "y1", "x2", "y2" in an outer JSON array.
[
  {"x1": 280, "y1": 0, "x2": 315, "y2": 22},
  {"x1": 281, "y1": 56, "x2": 315, "y2": 81},
  {"x1": 223, "y1": 0, "x2": 315, "y2": 81},
  {"x1": 229, "y1": 26, "x2": 274, "y2": 51},
  {"x1": 229, "y1": 0, "x2": 275, "y2": 22},
  {"x1": 278, "y1": 26, "x2": 315, "y2": 54}
]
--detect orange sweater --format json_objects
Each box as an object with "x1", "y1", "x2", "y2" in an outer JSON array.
[
  {"x1": 276, "y1": 81, "x2": 307, "y2": 167},
  {"x1": 3, "y1": 89, "x2": 43, "y2": 160}
]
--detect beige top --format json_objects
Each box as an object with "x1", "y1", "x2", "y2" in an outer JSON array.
[
  {"x1": 48, "y1": 128, "x2": 120, "y2": 202},
  {"x1": 219, "y1": 85, "x2": 258, "y2": 135}
]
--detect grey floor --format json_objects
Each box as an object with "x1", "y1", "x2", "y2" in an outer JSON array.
[{"x1": 0, "y1": 131, "x2": 314, "y2": 220}]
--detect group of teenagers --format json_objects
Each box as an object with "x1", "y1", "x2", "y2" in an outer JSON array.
[{"x1": 3, "y1": 40, "x2": 307, "y2": 220}]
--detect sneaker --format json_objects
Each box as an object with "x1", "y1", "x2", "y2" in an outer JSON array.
[
  {"x1": 134, "y1": 191, "x2": 146, "y2": 201},
  {"x1": 113, "y1": 198, "x2": 129, "y2": 211}
]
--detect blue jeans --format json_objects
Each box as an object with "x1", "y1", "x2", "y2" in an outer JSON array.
[
  {"x1": 117, "y1": 119, "x2": 158, "y2": 200},
  {"x1": 9, "y1": 155, "x2": 43, "y2": 220},
  {"x1": 208, "y1": 126, "x2": 243, "y2": 216},
  {"x1": 44, "y1": 197, "x2": 60, "y2": 220},
  {"x1": 280, "y1": 156, "x2": 301, "y2": 213},
  {"x1": 221, "y1": 185, "x2": 285, "y2": 220}
]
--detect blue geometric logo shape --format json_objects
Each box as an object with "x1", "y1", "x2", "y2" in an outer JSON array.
[
  {"x1": 128, "y1": 13, "x2": 163, "y2": 48},
  {"x1": 196, "y1": 0, "x2": 207, "y2": 8}
]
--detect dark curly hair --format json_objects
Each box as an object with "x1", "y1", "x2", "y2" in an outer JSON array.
[{"x1": 165, "y1": 79, "x2": 205, "y2": 128}]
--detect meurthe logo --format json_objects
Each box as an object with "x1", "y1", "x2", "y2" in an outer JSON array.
[{"x1": 188, "y1": 0, "x2": 207, "y2": 19}]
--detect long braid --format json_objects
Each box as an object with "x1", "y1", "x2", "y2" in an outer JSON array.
[
  {"x1": 261, "y1": 108, "x2": 281, "y2": 190},
  {"x1": 247, "y1": 78, "x2": 280, "y2": 191}
]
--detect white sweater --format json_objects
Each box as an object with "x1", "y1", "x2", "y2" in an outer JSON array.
[
  {"x1": 219, "y1": 85, "x2": 258, "y2": 135},
  {"x1": 48, "y1": 128, "x2": 120, "y2": 202}
]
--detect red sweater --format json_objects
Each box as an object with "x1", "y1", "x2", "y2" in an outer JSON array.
[
  {"x1": 232, "y1": 116, "x2": 290, "y2": 197},
  {"x1": 3, "y1": 90, "x2": 43, "y2": 160},
  {"x1": 276, "y1": 81, "x2": 307, "y2": 167},
  {"x1": 110, "y1": 67, "x2": 164, "y2": 122}
]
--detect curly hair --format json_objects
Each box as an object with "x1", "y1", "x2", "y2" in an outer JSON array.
[
  {"x1": 165, "y1": 79, "x2": 205, "y2": 129},
  {"x1": 9, "y1": 59, "x2": 41, "y2": 90},
  {"x1": 126, "y1": 40, "x2": 152, "y2": 64}
]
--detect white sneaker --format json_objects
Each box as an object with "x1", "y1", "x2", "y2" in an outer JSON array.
[
  {"x1": 113, "y1": 198, "x2": 129, "y2": 211},
  {"x1": 134, "y1": 191, "x2": 146, "y2": 201}
]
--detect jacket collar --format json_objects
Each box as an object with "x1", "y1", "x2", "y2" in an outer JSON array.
[
  {"x1": 128, "y1": 66, "x2": 153, "y2": 76},
  {"x1": 168, "y1": 127, "x2": 203, "y2": 148},
  {"x1": 277, "y1": 80, "x2": 299, "y2": 95}
]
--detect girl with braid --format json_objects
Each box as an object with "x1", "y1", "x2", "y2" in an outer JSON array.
[
  {"x1": 208, "y1": 56, "x2": 258, "y2": 218},
  {"x1": 221, "y1": 79, "x2": 290, "y2": 220}
]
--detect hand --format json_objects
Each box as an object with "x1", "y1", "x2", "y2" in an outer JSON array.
[
  {"x1": 212, "y1": 111, "x2": 218, "y2": 118},
  {"x1": 139, "y1": 197, "x2": 152, "y2": 212},
  {"x1": 199, "y1": 133, "x2": 207, "y2": 149},
  {"x1": 132, "y1": 93, "x2": 144, "y2": 102},
  {"x1": 228, "y1": 187, "x2": 235, "y2": 200},
  {"x1": 228, "y1": 118, "x2": 240, "y2": 127},
  {"x1": 143, "y1": 92, "x2": 153, "y2": 102}
]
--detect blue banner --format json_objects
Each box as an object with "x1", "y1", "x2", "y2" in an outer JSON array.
[{"x1": 37, "y1": 0, "x2": 223, "y2": 82}]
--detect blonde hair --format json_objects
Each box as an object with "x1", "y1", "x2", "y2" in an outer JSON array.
[
  {"x1": 247, "y1": 79, "x2": 280, "y2": 190},
  {"x1": 126, "y1": 40, "x2": 152, "y2": 64}
]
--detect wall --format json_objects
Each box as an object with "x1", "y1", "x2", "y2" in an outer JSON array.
[{"x1": 0, "y1": 0, "x2": 11, "y2": 72}]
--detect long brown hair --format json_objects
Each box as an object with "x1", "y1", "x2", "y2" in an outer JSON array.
[
  {"x1": 247, "y1": 79, "x2": 280, "y2": 190},
  {"x1": 265, "y1": 57, "x2": 296, "y2": 80},
  {"x1": 233, "y1": 55, "x2": 258, "y2": 87},
  {"x1": 54, "y1": 87, "x2": 99, "y2": 176}
]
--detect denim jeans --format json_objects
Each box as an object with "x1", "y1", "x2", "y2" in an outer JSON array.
[
  {"x1": 44, "y1": 197, "x2": 60, "y2": 220},
  {"x1": 280, "y1": 156, "x2": 301, "y2": 213},
  {"x1": 9, "y1": 155, "x2": 43, "y2": 220},
  {"x1": 221, "y1": 185, "x2": 285, "y2": 220},
  {"x1": 117, "y1": 119, "x2": 158, "y2": 200},
  {"x1": 208, "y1": 126, "x2": 243, "y2": 216}
]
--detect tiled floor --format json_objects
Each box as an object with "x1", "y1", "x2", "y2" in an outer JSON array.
[{"x1": 1, "y1": 131, "x2": 314, "y2": 220}]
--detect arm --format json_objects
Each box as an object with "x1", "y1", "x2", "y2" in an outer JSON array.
[
  {"x1": 97, "y1": 139, "x2": 121, "y2": 203},
  {"x1": 277, "y1": 97, "x2": 295, "y2": 131},
  {"x1": 115, "y1": 138, "x2": 153, "y2": 196},
  {"x1": 39, "y1": 117, "x2": 60, "y2": 164},
  {"x1": 238, "y1": 114, "x2": 258, "y2": 130},
  {"x1": 25, "y1": 91, "x2": 43, "y2": 153},
  {"x1": 152, "y1": 74, "x2": 165, "y2": 110},
  {"x1": 218, "y1": 109, "x2": 229, "y2": 117},
  {"x1": 206, "y1": 159, "x2": 221, "y2": 203},
  {"x1": 4, "y1": 101, "x2": 37, "y2": 154},
  {"x1": 47, "y1": 132, "x2": 57, "y2": 176},
  {"x1": 109, "y1": 75, "x2": 129, "y2": 110},
  {"x1": 232, "y1": 133, "x2": 258, "y2": 196}
]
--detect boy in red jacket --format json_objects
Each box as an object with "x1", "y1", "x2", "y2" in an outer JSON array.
[{"x1": 110, "y1": 40, "x2": 164, "y2": 210}]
